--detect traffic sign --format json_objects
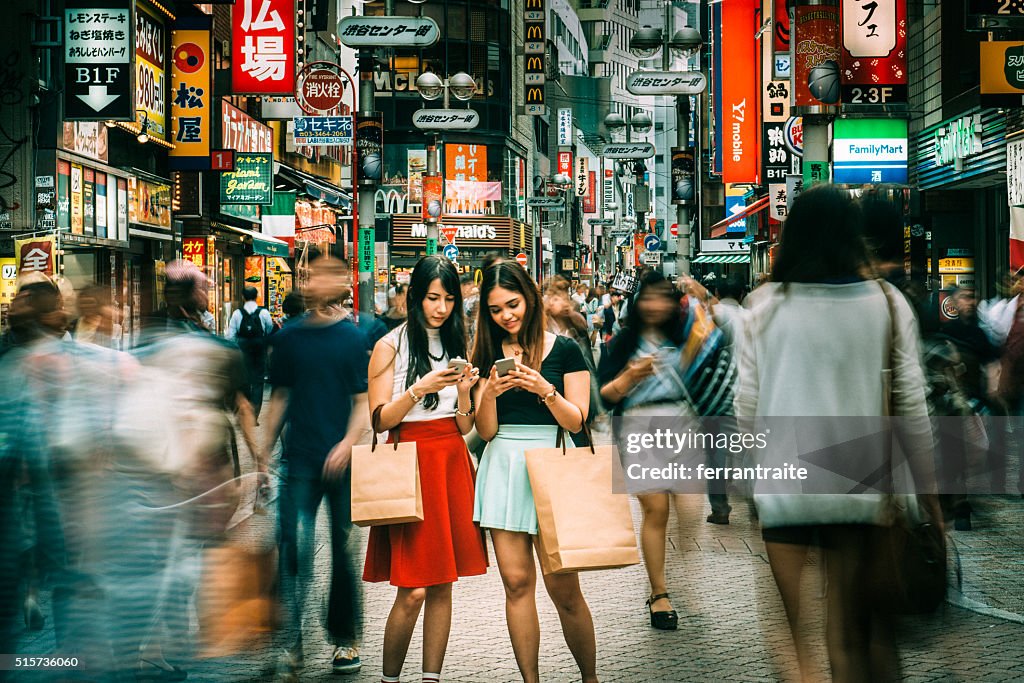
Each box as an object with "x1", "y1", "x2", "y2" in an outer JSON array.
[
  {"x1": 296, "y1": 64, "x2": 346, "y2": 114},
  {"x1": 339, "y1": 16, "x2": 440, "y2": 47},
  {"x1": 65, "y1": 1, "x2": 133, "y2": 120},
  {"x1": 443, "y1": 244, "x2": 459, "y2": 261},
  {"x1": 412, "y1": 109, "x2": 480, "y2": 131},
  {"x1": 643, "y1": 234, "x2": 662, "y2": 251},
  {"x1": 515, "y1": 252, "x2": 529, "y2": 268},
  {"x1": 670, "y1": 223, "x2": 679, "y2": 238},
  {"x1": 440, "y1": 225, "x2": 459, "y2": 243},
  {"x1": 642, "y1": 251, "x2": 662, "y2": 266},
  {"x1": 626, "y1": 71, "x2": 707, "y2": 96}
]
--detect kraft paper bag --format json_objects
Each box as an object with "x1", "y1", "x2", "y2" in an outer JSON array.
[
  {"x1": 351, "y1": 437, "x2": 424, "y2": 527},
  {"x1": 526, "y1": 437, "x2": 639, "y2": 575},
  {"x1": 197, "y1": 544, "x2": 278, "y2": 658}
]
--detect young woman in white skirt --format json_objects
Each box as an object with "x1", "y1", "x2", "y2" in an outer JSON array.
[{"x1": 471, "y1": 261, "x2": 599, "y2": 683}]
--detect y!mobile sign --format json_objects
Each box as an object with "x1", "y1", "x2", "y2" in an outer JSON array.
[
  {"x1": 232, "y1": 0, "x2": 296, "y2": 95},
  {"x1": 833, "y1": 118, "x2": 907, "y2": 184},
  {"x1": 720, "y1": 0, "x2": 759, "y2": 184}
]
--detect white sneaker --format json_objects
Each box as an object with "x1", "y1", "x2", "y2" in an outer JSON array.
[{"x1": 331, "y1": 645, "x2": 361, "y2": 674}]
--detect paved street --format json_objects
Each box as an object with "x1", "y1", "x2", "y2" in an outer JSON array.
[{"x1": 11, "y1": 422, "x2": 1024, "y2": 682}]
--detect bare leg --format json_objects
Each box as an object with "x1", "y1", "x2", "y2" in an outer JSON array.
[
  {"x1": 381, "y1": 587, "x2": 426, "y2": 679},
  {"x1": 541, "y1": 571, "x2": 598, "y2": 683},
  {"x1": 422, "y1": 584, "x2": 453, "y2": 675},
  {"x1": 638, "y1": 494, "x2": 673, "y2": 612},
  {"x1": 491, "y1": 529, "x2": 540, "y2": 683},
  {"x1": 765, "y1": 540, "x2": 816, "y2": 682}
]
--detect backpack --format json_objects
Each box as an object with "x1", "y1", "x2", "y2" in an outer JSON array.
[{"x1": 237, "y1": 307, "x2": 266, "y2": 340}]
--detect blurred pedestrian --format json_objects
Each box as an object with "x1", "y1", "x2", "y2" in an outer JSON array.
[
  {"x1": 72, "y1": 283, "x2": 122, "y2": 350},
  {"x1": 226, "y1": 286, "x2": 274, "y2": 419},
  {"x1": 380, "y1": 284, "x2": 408, "y2": 331},
  {"x1": 364, "y1": 255, "x2": 487, "y2": 683},
  {"x1": 471, "y1": 261, "x2": 598, "y2": 683}
]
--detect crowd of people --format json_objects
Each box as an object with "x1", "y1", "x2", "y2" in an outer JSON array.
[{"x1": 0, "y1": 183, "x2": 1023, "y2": 683}]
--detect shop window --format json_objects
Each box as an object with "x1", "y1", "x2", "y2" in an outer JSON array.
[{"x1": 448, "y1": 4, "x2": 467, "y2": 40}]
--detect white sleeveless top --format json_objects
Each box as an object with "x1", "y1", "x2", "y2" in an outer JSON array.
[{"x1": 385, "y1": 324, "x2": 458, "y2": 421}]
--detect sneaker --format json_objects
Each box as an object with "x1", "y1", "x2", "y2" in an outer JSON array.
[
  {"x1": 331, "y1": 646, "x2": 361, "y2": 675},
  {"x1": 706, "y1": 511, "x2": 730, "y2": 525}
]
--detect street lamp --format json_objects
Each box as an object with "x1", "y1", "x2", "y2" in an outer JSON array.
[
  {"x1": 669, "y1": 27, "x2": 703, "y2": 58},
  {"x1": 629, "y1": 27, "x2": 664, "y2": 59},
  {"x1": 415, "y1": 71, "x2": 477, "y2": 107}
]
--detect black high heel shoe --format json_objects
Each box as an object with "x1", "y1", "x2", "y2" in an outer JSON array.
[{"x1": 646, "y1": 593, "x2": 678, "y2": 630}]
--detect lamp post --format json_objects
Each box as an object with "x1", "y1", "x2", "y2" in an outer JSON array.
[
  {"x1": 603, "y1": 111, "x2": 652, "y2": 274},
  {"x1": 627, "y1": 15, "x2": 704, "y2": 279},
  {"x1": 414, "y1": 71, "x2": 478, "y2": 255}
]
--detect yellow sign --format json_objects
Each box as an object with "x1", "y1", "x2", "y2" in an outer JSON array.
[
  {"x1": 938, "y1": 257, "x2": 974, "y2": 274},
  {"x1": 980, "y1": 41, "x2": 1024, "y2": 95},
  {"x1": 169, "y1": 23, "x2": 212, "y2": 166},
  {"x1": 136, "y1": 2, "x2": 168, "y2": 141},
  {"x1": 0, "y1": 257, "x2": 17, "y2": 309}
]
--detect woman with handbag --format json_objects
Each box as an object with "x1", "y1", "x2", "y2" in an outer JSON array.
[
  {"x1": 735, "y1": 184, "x2": 941, "y2": 682},
  {"x1": 471, "y1": 261, "x2": 599, "y2": 683},
  {"x1": 364, "y1": 255, "x2": 488, "y2": 683}
]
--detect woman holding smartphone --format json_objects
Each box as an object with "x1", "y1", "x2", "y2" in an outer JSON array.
[
  {"x1": 364, "y1": 255, "x2": 488, "y2": 683},
  {"x1": 472, "y1": 261, "x2": 599, "y2": 683}
]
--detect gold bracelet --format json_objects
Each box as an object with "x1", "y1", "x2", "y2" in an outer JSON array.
[{"x1": 408, "y1": 387, "x2": 423, "y2": 404}]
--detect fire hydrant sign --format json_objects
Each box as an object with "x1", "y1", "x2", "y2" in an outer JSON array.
[
  {"x1": 65, "y1": 0, "x2": 134, "y2": 121},
  {"x1": 232, "y1": 0, "x2": 296, "y2": 95}
]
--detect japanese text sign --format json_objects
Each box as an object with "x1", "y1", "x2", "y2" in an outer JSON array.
[
  {"x1": 182, "y1": 237, "x2": 206, "y2": 268},
  {"x1": 762, "y1": 122, "x2": 791, "y2": 183},
  {"x1": 721, "y1": 0, "x2": 759, "y2": 183},
  {"x1": 980, "y1": 41, "x2": 1024, "y2": 94},
  {"x1": 575, "y1": 156, "x2": 589, "y2": 197},
  {"x1": 794, "y1": 5, "x2": 841, "y2": 110},
  {"x1": 136, "y1": 2, "x2": 167, "y2": 140},
  {"x1": 557, "y1": 151, "x2": 573, "y2": 177},
  {"x1": 338, "y1": 16, "x2": 440, "y2": 47},
  {"x1": 65, "y1": 0, "x2": 133, "y2": 121},
  {"x1": 232, "y1": 0, "x2": 296, "y2": 95},
  {"x1": 558, "y1": 108, "x2": 573, "y2": 146},
  {"x1": 15, "y1": 236, "x2": 56, "y2": 277},
  {"x1": 220, "y1": 152, "x2": 273, "y2": 205},
  {"x1": 222, "y1": 100, "x2": 273, "y2": 152},
  {"x1": 169, "y1": 17, "x2": 212, "y2": 170},
  {"x1": 293, "y1": 116, "x2": 353, "y2": 145},
  {"x1": 841, "y1": 0, "x2": 907, "y2": 105},
  {"x1": 446, "y1": 144, "x2": 487, "y2": 182}
]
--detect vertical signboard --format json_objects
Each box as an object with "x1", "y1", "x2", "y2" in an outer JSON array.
[
  {"x1": 575, "y1": 157, "x2": 589, "y2": 196},
  {"x1": 182, "y1": 236, "x2": 206, "y2": 268},
  {"x1": 762, "y1": 123, "x2": 791, "y2": 183},
  {"x1": 841, "y1": 0, "x2": 907, "y2": 105},
  {"x1": 583, "y1": 171, "x2": 597, "y2": 213},
  {"x1": 557, "y1": 151, "x2": 573, "y2": 177},
  {"x1": 169, "y1": 17, "x2": 212, "y2": 170},
  {"x1": 135, "y1": 1, "x2": 167, "y2": 141},
  {"x1": 445, "y1": 144, "x2": 487, "y2": 182},
  {"x1": 721, "y1": 0, "x2": 759, "y2": 184},
  {"x1": 232, "y1": 0, "x2": 296, "y2": 95},
  {"x1": 65, "y1": 0, "x2": 134, "y2": 121},
  {"x1": 793, "y1": 4, "x2": 841, "y2": 111},
  {"x1": 422, "y1": 174, "x2": 443, "y2": 222},
  {"x1": 711, "y1": 0, "x2": 723, "y2": 176},
  {"x1": 558, "y1": 108, "x2": 573, "y2": 145},
  {"x1": 671, "y1": 148, "x2": 695, "y2": 204},
  {"x1": 523, "y1": 0, "x2": 546, "y2": 115},
  {"x1": 356, "y1": 113, "x2": 384, "y2": 183},
  {"x1": 763, "y1": 0, "x2": 791, "y2": 123}
]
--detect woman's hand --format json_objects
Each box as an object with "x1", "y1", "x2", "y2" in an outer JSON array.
[
  {"x1": 482, "y1": 366, "x2": 517, "y2": 400},
  {"x1": 509, "y1": 362, "x2": 554, "y2": 397},
  {"x1": 624, "y1": 356, "x2": 656, "y2": 385},
  {"x1": 412, "y1": 367, "x2": 463, "y2": 396},
  {"x1": 457, "y1": 364, "x2": 481, "y2": 394}
]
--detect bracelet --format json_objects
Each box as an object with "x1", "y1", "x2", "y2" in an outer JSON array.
[
  {"x1": 455, "y1": 401, "x2": 475, "y2": 417},
  {"x1": 408, "y1": 386, "x2": 423, "y2": 404},
  {"x1": 539, "y1": 385, "x2": 558, "y2": 405}
]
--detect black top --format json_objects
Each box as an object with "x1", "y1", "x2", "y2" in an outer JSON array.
[{"x1": 497, "y1": 335, "x2": 588, "y2": 425}]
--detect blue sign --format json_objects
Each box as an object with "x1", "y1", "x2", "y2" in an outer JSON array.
[
  {"x1": 833, "y1": 119, "x2": 908, "y2": 185},
  {"x1": 293, "y1": 116, "x2": 353, "y2": 145},
  {"x1": 724, "y1": 194, "x2": 746, "y2": 233},
  {"x1": 443, "y1": 244, "x2": 459, "y2": 261},
  {"x1": 643, "y1": 234, "x2": 662, "y2": 251}
]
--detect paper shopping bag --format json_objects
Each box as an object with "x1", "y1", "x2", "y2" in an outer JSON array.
[
  {"x1": 351, "y1": 429, "x2": 423, "y2": 527},
  {"x1": 526, "y1": 431, "x2": 639, "y2": 575},
  {"x1": 197, "y1": 543, "x2": 278, "y2": 658}
]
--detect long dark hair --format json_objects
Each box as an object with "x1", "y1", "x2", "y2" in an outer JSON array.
[
  {"x1": 472, "y1": 261, "x2": 545, "y2": 374},
  {"x1": 404, "y1": 255, "x2": 466, "y2": 410},
  {"x1": 771, "y1": 184, "x2": 871, "y2": 283},
  {"x1": 598, "y1": 271, "x2": 686, "y2": 388}
]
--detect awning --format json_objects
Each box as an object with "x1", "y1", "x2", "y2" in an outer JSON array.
[
  {"x1": 709, "y1": 196, "x2": 770, "y2": 238},
  {"x1": 274, "y1": 162, "x2": 352, "y2": 209},
  {"x1": 692, "y1": 253, "x2": 751, "y2": 264},
  {"x1": 216, "y1": 223, "x2": 290, "y2": 257}
]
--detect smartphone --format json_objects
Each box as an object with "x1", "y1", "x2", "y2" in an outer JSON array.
[
  {"x1": 494, "y1": 357, "x2": 517, "y2": 377},
  {"x1": 448, "y1": 357, "x2": 468, "y2": 373}
]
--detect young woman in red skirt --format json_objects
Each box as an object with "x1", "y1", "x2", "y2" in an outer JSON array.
[{"x1": 365, "y1": 255, "x2": 488, "y2": 683}]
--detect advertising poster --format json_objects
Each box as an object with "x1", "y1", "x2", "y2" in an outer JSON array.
[
  {"x1": 408, "y1": 149, "x2": 427, "y2": 203},
  {"x1": 422, "y1": 174, "x2": 443, "y2": 223},
  {"x1": 356, "y1": 113, "x2": 384, "y2": 182},
  {"x1": 671, "y1": 148, "x2": 695, "y2": 204},
  {"x1": 841, "y1": 0, "x2": 907, "y2": 105},
  {"x1": 83, "y1": 168, "x2": 95, "y2": 235},
  {"x1": 71, "y1": 164, "x2": 83, "y2": 235},
  {"x1": 244, "y1": 256, "x2": 265, "y2": 305},
  {"x1": 445, "y1": 144, "x2": 487, "y2": 182},
  {"x1": 793, "y1": 5, "x2": 841, "y2": 109}
]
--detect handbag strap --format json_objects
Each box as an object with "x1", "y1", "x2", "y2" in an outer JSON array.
[
  {"x1": 370, "y1": 404, "x2": 400, "y2": 452},
  {"x1": 554, "y1": 409, "x2": 596, "y2": 454},
  {"x1": 877, "y1": 279, "x2": 897, "y2": 417}
]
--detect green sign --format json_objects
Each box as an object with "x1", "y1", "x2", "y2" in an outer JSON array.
[
  {"x1": 358, "y1": 227, "x2": 374, "y2": 273},
  {"x1": 220, "y1": 152, "x2": 273, "y2": 205},
  {"x1": 802, "y1": 159, "x2": 830, "y2": 188},
  {"x1": 425, "y1": 237, "x2": 438, "y2": 255}
]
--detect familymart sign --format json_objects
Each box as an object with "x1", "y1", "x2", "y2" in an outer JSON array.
[{"x1": 934, "y1": 114, "x2": 982, "y2": 171}]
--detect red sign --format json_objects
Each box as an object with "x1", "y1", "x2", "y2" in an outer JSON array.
[
  {"x1": 670, "y1": 223, "x2": 679, "y2": 238},
  {"x1": 17, "y1": 238, "x2": 55, "y2": 276},
  {"x1": 182, "y1": 237, "x2": 206, "y2": 268},
  {"x1": 840, "y1": 0, "x2": 907, "y2": 105},
  {"x1": 557, "y1": 151, "x2": 573, "y2": 177},
  {"x1": 440, "y1": 225, "x2": 459, "y2": 244},
  {"x1": 515, "y1": 252, "x2": 529, "y2": 267},
  {"x1": 298, "y1": 68, "x2": 345, "y2": 113},
  {"x1": 422, "y1": 174, "x2": 443, "y2": 223},
  {"x1": 793, "y1": 5, "x2": 841, "y2": 109},
  {"x1": 211, "y1": 149, "x2": 235, "y2": 171},
  {"x1": 583, "y1": 171, "x2": 597, "y2": 213},
  {"x1": 721, "y1": 0, "x2": 759, "y2": 184},
  {"x1": 231, "y1": 0, "x2": 296, "y2": 95},
  {"x1": 774, "y1": 0, "x2": 790, "y2": 53},
  {"x1": 221, "y1": 100, "x2": 272, "y2": 153}
]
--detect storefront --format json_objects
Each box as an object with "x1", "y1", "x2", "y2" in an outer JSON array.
[
  {"x1": 389, "y1": 214, "x2": 533, "y2": 280},
  {"x1": 910, "y1": 107, "x2": 1009, "y2": 301}
]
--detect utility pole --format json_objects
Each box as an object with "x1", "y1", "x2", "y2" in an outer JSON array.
[{"x1": 425, "y1": 140, "x2": 439, "y2": 255}]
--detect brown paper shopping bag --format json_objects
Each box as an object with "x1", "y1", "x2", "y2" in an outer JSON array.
[
  {"x1": 526, "y1": 424, "x2": 639, "y2": 575},
  {"x1": 351, "y1": 407, "x2": 424, "y2": 527}
]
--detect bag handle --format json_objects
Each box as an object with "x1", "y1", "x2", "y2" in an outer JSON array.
[
  {"x1": 554, "y1": 408, "x2": 596, "y2": 454},
  {"x1": 370, "y1": 404, "x2": 401, "y2": 452}
]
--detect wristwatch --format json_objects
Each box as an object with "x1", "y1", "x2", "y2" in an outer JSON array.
[{"x1": 539, "y1": 385, "x2": 558, "y2": 405}]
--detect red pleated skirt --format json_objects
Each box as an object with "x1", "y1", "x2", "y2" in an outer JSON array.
[{"x1": 363, "y1": 418, "x2": 488, "y2": 588}]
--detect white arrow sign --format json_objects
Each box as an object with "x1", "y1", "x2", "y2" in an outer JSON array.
[
  {"x1": 626, "y1": 71, "x2": 707, "y2": 96},
  {"x1": 76, "y1": 85, "x2": 120, "y2": 112},
  {"x1": 602, "y1": 143, "x2": 656, "y2": 159},
  {"x1": 412, "y1": 108, "x2": 480, "y2": 130}
]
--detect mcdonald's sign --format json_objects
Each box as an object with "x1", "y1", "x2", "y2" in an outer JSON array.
[{"x1": 523, "y1": 0, "x2": 546, "y2": 115}]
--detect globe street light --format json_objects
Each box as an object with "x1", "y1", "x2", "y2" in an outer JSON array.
[
  {"x1": 629, "y1": 27, "x2": 663, "y2": 60},
  {"x1": 448, "y1": 72, "x2": 477, "y2": 101},
  {"x1": 603, "y1": 113, "x2": 626, "y2": 133},
  {"x1": 670, "y1": 27, "x2": 703, "y2": 58},
  {"x1": 630, "y1": 112, "x2": 653, "y2": 135},
  {"x1": 415, "y1": 72, "x2": 444, "y2": 101}
]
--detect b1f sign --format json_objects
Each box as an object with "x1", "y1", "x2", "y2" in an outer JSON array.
[{"x1": 232, "y1": 0, "x2": 296, "y2": 95}]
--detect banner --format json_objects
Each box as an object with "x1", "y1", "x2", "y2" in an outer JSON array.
[
  {"x1": 136, "y1": 2, "x2": 168, "y2": 141},
  {"x1": 169, "y1": 18, "x2": 212, "y2": 170},
  {"x1": 408, "y1": 150, "x2": 427, "y2": 203},
  {"x1": 232, "y1": 0, "x2": 296, "y2": 95},
  {"x1": 721, "y1": 0, "x2": 759, "y2": 183},
  {"x1": 15, "y1": 235, "x2": 56, "y2": 277},
  {"x1": 444, "y1": 180, "x2": 500, "y2": 214},
  {"x1": 671, "y1": 148, "x2": 695, "y2": 204},
  {"x1": 583, "y1": 171, "x2": 597, "y2": 213},
  {"x1": 422, "y1": 174, "x2": 443, "y2": 222},
  {"x1": 261, "y1": 190, "x2": 296, "y2": 240},
  {"x1": 841, "y1": 0, "x2": 907, "y2": 105},
  {"x1": 793, "y1": 5, "x2": 841, "y2": 110},
  {"x1": 356, "y1": 113, "x2": 384, "y2": 182}
]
